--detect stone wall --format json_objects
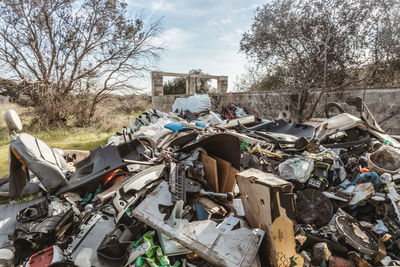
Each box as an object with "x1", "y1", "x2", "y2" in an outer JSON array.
[{"x1": 152, "y1": 87, "x2": 400, "y2": 134}]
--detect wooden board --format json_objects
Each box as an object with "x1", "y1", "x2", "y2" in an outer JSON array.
[
  {"x1": 236, "y1": 168, "x2": 298, "y2": 267},
  {"x1": 217, "y1": 115, "x2": 255, "y2": 129},
  {"x1": 272, "y1": 191, "x2": 304, "y2": 267},
  {"x1": 225, "y1": 166, "x2": 239, "y2": 193},
  {"x1": 200, "y1": 153, "x2": 219, "y2": 192},
  {"x1": 212, "y1": 156, "x2": 231, "y2": 193}
]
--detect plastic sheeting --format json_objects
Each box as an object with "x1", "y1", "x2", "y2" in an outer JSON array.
[
  {"x1": 278, "y1": 158, "x2": 314, "y2": 183},
  {"x1": 172, "y1": 94, "x2": 211, "y2": 113}
]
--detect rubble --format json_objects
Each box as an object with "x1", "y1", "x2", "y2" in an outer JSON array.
[{"x1": 1, "y1": 95, "x2": 400, "y2": 266}]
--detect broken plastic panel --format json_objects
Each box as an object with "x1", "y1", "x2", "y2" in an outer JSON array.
[
  {"x1": 245, "y1": 119, "x2": 316, "y2": 142},
  {"x1": 132, "y1": 181, "x2": 265, "y2": 267},
  {"x1": 158, "y1": 200, "x2": 191, "y2": 256},
  {"x1": 27, "y1": 245, "x2": 66, "y2": 267},
  {"x1": 112, "y1": 164, "x2": 165, "y2": 222},
  {"x1": 58, "y1": 139, "x2": 147, "y2": 194},
  {"x1": 348, "y1": 182, "x2": 375, "y2": 206},
  {"x1": 0, "y1": 198, "x2": 45, "y2": 248},
  {"x1": 14, "y1": 208, "x2": 74, "y2": 259},
  {"x1": 64, "y1": 213, "x2": 117, "y2": 266},
  {"x1": 97, "y1": 224, "x2": 134, "y2": 261},
  {"x1": 124, "y1": 241, "x2": 151, "y2": 267},
  {"x1": 17, "y1": 199, "x2": 49, "y2": 223}
]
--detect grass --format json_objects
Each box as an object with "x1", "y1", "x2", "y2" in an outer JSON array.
[
  {"x1": 0, "y1": 102, "x2": 145, "y2": 205},
  {"x1": 0, "y1": 128, "x2": 114, "y2": 176},
  {"x1": 0, "y1": 102, "x2": 141, "y2": 176},
  {"x1": 0, "y1": 194, "x2": 40, "y2": 205},
  {"x1": 0, "y1": 121, "x2": 115, "y2": 204}
]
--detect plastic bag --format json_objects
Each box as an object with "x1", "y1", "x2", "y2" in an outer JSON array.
[
  {"x1": 278, "y1": 158, "x2": 314, "y2": 183},
  {"x1": 234, "y1": 107, "x2": 247, "y2": 118},
  {"x1": 172, "y1": 94, "x2": 211, "y2": 113}
]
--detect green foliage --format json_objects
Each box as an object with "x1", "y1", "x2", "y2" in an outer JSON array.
[
  {"x1": 240, "y1": 0, "x2": 400, "y2": 91},
  {"x1": 0, "y1": 78, "x2": 18, "y2": 99},
  {"x1": 163, "y1": 69, "x2": 213, "y2": 95},
  {"x1": 0, "y1": 128, "x2": 113, "y2": 177},
  {"x1": 189, "y1": 69, "x2": 212, "y2": 94},
  {"x1": 163, "y1": 77, "x2": 186, "y2": 95}
]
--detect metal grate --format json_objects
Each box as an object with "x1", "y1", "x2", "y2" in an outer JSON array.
[
  {"x1": 296, "y1": 189, "x2": 333, "y2": 226},
  {"x1": 335, "y1": 215, "x2": 378, "y2": 255}
]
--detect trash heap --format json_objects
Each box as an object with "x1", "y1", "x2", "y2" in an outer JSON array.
[{"x1": 1, "y1": 94, "x2": 400, "y2": 266}]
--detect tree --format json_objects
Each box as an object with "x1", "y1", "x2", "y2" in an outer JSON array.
[
  {"x1": 0, "y1": 78, "x2": 18, "y2": 100},
  {"x1": 0, "y1": 0, "x2": 163, "y2": 126},
  {"x1": 163, "y1": 69, "x2": 213, "y2": 95},
  {"x1": 163, "y1": 77, "x2": 186, "y2": 95},
  {"x1": 239, "y1": 0, "x2": 400, "y2": 121},
  {"x1": 189, "y1": 69, "x2": 212, "y2": 94},
  {"x1": 234, "y1": 65, "x2": 285, "y2": 92},
  {"x1": 365, "y1": 0, "x2": 400, "y2": 85}
]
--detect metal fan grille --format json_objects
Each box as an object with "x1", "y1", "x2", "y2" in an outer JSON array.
[
  {"x1": 335, "y1": 215, "x2": 378, "y2": 255},
  {"x1": 296, "y1": 189, "x2": 333, "y2": 226}
]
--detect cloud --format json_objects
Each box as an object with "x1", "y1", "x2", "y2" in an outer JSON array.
[
  {"x1": 125, "y1": 0, "x2": 266, "y2": 92},
  {"x1": 192, "y1": 49, "x2": 248, "y2": 91},
  {"x1": 126, "y1": 1, "x2": 146, "y2": 8},
  {"x1": 154, "y1": 27, "x2": 194, "y2": 49},
  {"x1": 219, "y1": 28, "x2": 244, "y2": 46},
  {"x1": 232, "y1": 4, "x2": 259, "y2": 14},
  {"x1": 220, "y1": 18, "x2": 231, "y2": 24},
  {"x1": 150, "y1": 0, "x2": 173, "y2": 11}
]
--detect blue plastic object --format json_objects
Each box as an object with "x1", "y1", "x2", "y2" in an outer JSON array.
[
  {"x1": 340, "y1": 172, "x2": 380, "y2": 188},
  {"x1": 195, "y1": 122, "x2": 206, "y2": 128},
  {"x1": 164, "y1": 123, "x2": 190, "y2": 132}
]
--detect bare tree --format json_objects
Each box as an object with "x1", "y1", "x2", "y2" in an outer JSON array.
[{"x1": 0, "y1": 0, "x2": 163, "y2": 126}]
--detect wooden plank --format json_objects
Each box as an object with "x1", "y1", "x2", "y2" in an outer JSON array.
[
  {"x1": 272, "y1": 191, "x2": 304, "y2": 267},
  {"x1": 200, "y1": 153, "x2": 219, "y2": 192},
  {"x1": 179, "y1": 122, "x2": 205, "y2": 131},
  {"x1": 224, "y1": 166, "x2": 239, "y2": 193},
  {"x1": 216, "y1": 115, "x2": 255, "y2": 129},
  {"x1": 212, "y1": 156, "x2": 231, "y2": 193}
]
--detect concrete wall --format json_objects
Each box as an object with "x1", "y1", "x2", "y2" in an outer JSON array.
[{"x1": 152, "y1": 87, "x2": 400, "y2": 133}]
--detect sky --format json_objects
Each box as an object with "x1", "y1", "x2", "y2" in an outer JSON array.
[{"x1": 126, "y1": 0, "x2": 265, "y2": 92}]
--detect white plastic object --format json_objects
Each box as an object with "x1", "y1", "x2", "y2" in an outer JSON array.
[
  {"x1": 74, "y1": 247, "x2": 92, "y2": 267},
  {"x1": 4, "y1": 109, "x2": 22, "y2": 132},
  {"x1": 0, "y1": 248, "x2": 14, "y2": 262},
  {"x1": 172, "y1": 94, "x2": 211, "y2": 113},
  {"x1": 278, "y1": 158, "x2": 314, "y2": 183},
  {"x1": 234, "y1": 107, "x2": 247, "y2": 118},
  {"x1": 158, "y1": 200, "x2": 191, "y2": 256}
]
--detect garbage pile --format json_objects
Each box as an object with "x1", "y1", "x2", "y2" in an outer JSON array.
[{"x1": 1, "y1": 94, "x2": 400, "y2": 266}]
